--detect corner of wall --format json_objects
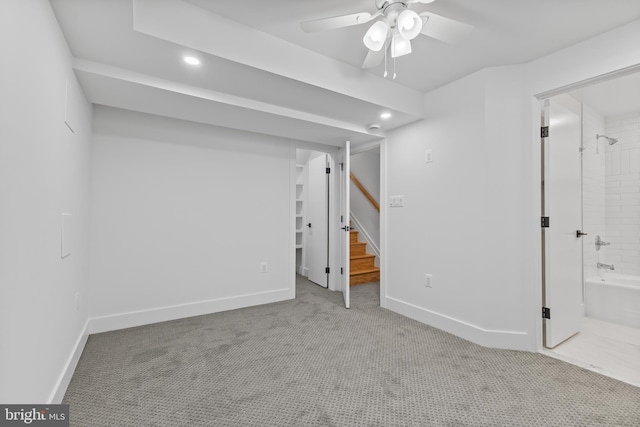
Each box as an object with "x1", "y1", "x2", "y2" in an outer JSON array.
[{"x1": 48, "y1": 320, "x2": 90, "y2": 404}]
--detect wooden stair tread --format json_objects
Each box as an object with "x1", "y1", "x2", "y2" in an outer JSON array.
[
  {"x1": 350, "y1": 266, "x2": 380, "y2": 274},
  {"x1": 349, "y1": 227, "x2": 379, "y2": 285},
  {"x1": 350, "y1": 253, "x2": 375, "y2": 260}
]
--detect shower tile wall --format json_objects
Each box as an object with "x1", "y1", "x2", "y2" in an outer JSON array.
[
  {"x1": 582, "y1": 104, "x2": 606, "y2": 280},
  {"x1": 605, "y1": 112, "x2": 640, "y2": 276}
]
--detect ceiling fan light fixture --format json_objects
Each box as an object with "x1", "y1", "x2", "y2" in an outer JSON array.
[
  {"x1": 397, "y1": 9, "x2": 423, "y2": 40},
  {"x1": 391, "y1": 35, "x2": 412, "y2": 58},
  {"x1": 363, "y1": 20, "x2": 389, "y2": 51}
]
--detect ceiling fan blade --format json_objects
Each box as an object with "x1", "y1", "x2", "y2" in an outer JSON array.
[
  {"x1": 300, "y1": 12, "x2": 377, "y2": 33},
  {"x1": 407, "y1": 0, "x2": 436, "y2": 4},
  {"x1": 419, "y1": 12, "x2": 474, "y2": 44},
  {"x1": 362, "y1": 48, "x2": 385, "y2": 69}
]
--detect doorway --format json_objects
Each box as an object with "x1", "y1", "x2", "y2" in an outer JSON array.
[
  {"x1": 294, "y1": 146, "x2": 351, "y2": 308},
  {"x1": 296, "y1": 150, "x2": 330, "y2": 288},
  {"x1": 540, "y1": 72, "x2": 640, "y2": 387},
  {"x1": 349, "y1": 145, "x2": 382, "y2": 289}
]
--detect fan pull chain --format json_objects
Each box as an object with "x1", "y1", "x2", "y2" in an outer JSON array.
[
  {"x1": 393, "y1": 57, "x2": 397, "y2": 80},
  {"x1": 383, "y1": 40, "x2": 388, "y2": 78}
]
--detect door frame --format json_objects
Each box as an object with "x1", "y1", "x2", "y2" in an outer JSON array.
[
  {"x1": 350, "y1": 140, "x2": 385, "y2": 308},
  {"x1": 291, "y1": 142, "x2": 379, "y2": 303},
  {"x1": 533, "y1": 64, "x2": 640, "y2": 352},
  {"x1": 291, "y1": 144, "x2": 343, "y2": 295}
]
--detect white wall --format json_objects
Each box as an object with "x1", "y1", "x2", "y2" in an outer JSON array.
[
  {"x1": 88, "y1": 107, "x2": 294, "y2": 332},
  {"x1": 350, "y1": 149, "x2": 380, "y2": 252},
  {"x1": 0, "y1": 1, "x2": 92, "y2": 403},
  {"x1": 384, "y1": 67, "x2": 530, "y2": 350}
]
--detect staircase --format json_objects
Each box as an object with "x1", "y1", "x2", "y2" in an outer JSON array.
[{"x1": 350, "y1": 229, "x2": 380, "y2": 285}]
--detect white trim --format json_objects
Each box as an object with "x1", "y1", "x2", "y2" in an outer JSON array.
[
  {"x1": 385, "y1": 296, "x2": 531, "y2": 351},
  {"x1": 534, "y1": 63, "x2": 640, "y2": 100},
  {"x1": 350, "y1": 212, "x2": 380, "y2": 261},
  {"x1": 48, "y1": 320, "x2": 90, "y2": 404},
  {"x1": 350, "y1": 139, "x2": 382, "y2": 155},
  {"x1": 88, "y1": 289, "x2": 291, "y2": 335},
  {"x1": 379, "y1": 138, "x2": 388, "y2": 309},
  {"x1": 328, "y1": 152, "x2": 340, "y2": 292},
  {"x1": 290, "y1": 143, "x2": 297, "y2": 300}
]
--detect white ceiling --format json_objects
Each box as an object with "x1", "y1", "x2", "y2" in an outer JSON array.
[{"x1": 50, "y1": 0, "x2": 640, "y2": 146}]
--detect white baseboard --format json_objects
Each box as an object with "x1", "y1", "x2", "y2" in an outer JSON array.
[
  {"x1": 385, "y1": 296, "x2": 532, "y2": 351},
  {"x1": 49, "y1": 320, "x2": 89, "y2": 404},
  {"x1": 88, "y1": 288, "x2": 291, "y2": 335}
]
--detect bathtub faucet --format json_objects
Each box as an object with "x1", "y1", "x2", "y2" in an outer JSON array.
[
  {"x1": 595, "y1": 235, "x2": 611, "y2": 251},
  {"x1": 597, "y1": 262, "x2": 615, "y2": 270}
]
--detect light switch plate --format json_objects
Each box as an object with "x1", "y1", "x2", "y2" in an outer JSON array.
[
  {"x1": 425, "y1": 149, "x2": 433, "y2": 163},
  {"x1": 389, "y1": 195, "x2": 405, "y2": 207}
]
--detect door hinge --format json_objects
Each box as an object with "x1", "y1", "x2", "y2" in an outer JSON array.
[
  {"x1": 542, "y1": 307, "x2": 551, "y2": 319},
  {"x1": 326, "y1": 167, "x2": 330, "y2": 174},
  {"x1": 341, "y1": 267, "x2": 344, "y2": 275},
  {"x1": 541, "y1": 217, "x2": 550, "y2": 228},
  {"x1": 541, "y1": 126, "x2": 549, "y2": 138},
  {"x1": 325, "y1": 267, "x2": 330, "y2": 274},
  {"x1": 341, "y1": 215, "x2": 343, "y2": 223},
  {"x1": 340, "y1": 162, "x2": 344, "y2": 171}
]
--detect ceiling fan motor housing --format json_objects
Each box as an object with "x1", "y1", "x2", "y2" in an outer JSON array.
[{"x1": 377, "y1": 1, "x2": 410, "y2": 28}]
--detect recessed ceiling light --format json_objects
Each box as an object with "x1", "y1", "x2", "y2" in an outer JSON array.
[
  {"x1": 380, "y1": 112, "x2": 392, "y2": 119},
  {"x1": 183, "y1": 56, "x2": 200, "y2": 66}
]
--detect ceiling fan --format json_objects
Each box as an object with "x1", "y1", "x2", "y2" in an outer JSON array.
[{"x1": 300, "y1": 0, "x2": 473, "y2": 71}]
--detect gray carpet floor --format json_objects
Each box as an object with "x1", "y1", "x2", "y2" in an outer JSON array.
[{"x1": 63, "y1": 276, "x2": 640, "y2": 426}]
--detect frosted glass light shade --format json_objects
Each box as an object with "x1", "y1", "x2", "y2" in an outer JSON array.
[
  {"x1": 397, "y1": 9, "x2": 423, "y2": 40},
  {"x1": 363, "y1": 21, "x2": 389, "y2": 51},
  {"x1": 391, "y1": 36, "x2": 412, "y2": 58}
]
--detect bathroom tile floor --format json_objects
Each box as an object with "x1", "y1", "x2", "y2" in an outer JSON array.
[{"x1": 543, "y1": 317, "x2": 640, "y2": 387}]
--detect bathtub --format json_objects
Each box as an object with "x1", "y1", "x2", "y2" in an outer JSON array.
[{"x1": 585, "y1": 273, "x2": 640, "y2": 329}]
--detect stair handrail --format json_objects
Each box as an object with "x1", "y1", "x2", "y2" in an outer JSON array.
[{"x1": 350, "y1": 172, "x2": 380, "y2": 212}]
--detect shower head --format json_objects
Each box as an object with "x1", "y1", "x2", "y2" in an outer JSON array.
[{"x1": 597, "y1": 134, "x2": 618, "y2": 145}]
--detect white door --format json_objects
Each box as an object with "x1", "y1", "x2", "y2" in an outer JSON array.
[
  {"x1": 543, "y1": 94, "x2": 583, "y2": 348},
  {"x1": 306, "y1": 154, "x2": 329, "y2": 287},
  {"x1": 339, "y1": 142, "x2": 351, "y2": 308}
]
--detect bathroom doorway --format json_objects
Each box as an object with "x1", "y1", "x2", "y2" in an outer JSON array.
[{"x1": 541, "y1": 71, "x2": 640, "y2": 387}]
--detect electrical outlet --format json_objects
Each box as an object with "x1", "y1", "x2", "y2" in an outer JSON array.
[
  {"x1": 260, "y1": 262, "x2": 268, "y2": 273},
  {"x1": 425, "y1": 274, "x2": 433, "y2": 288}
]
